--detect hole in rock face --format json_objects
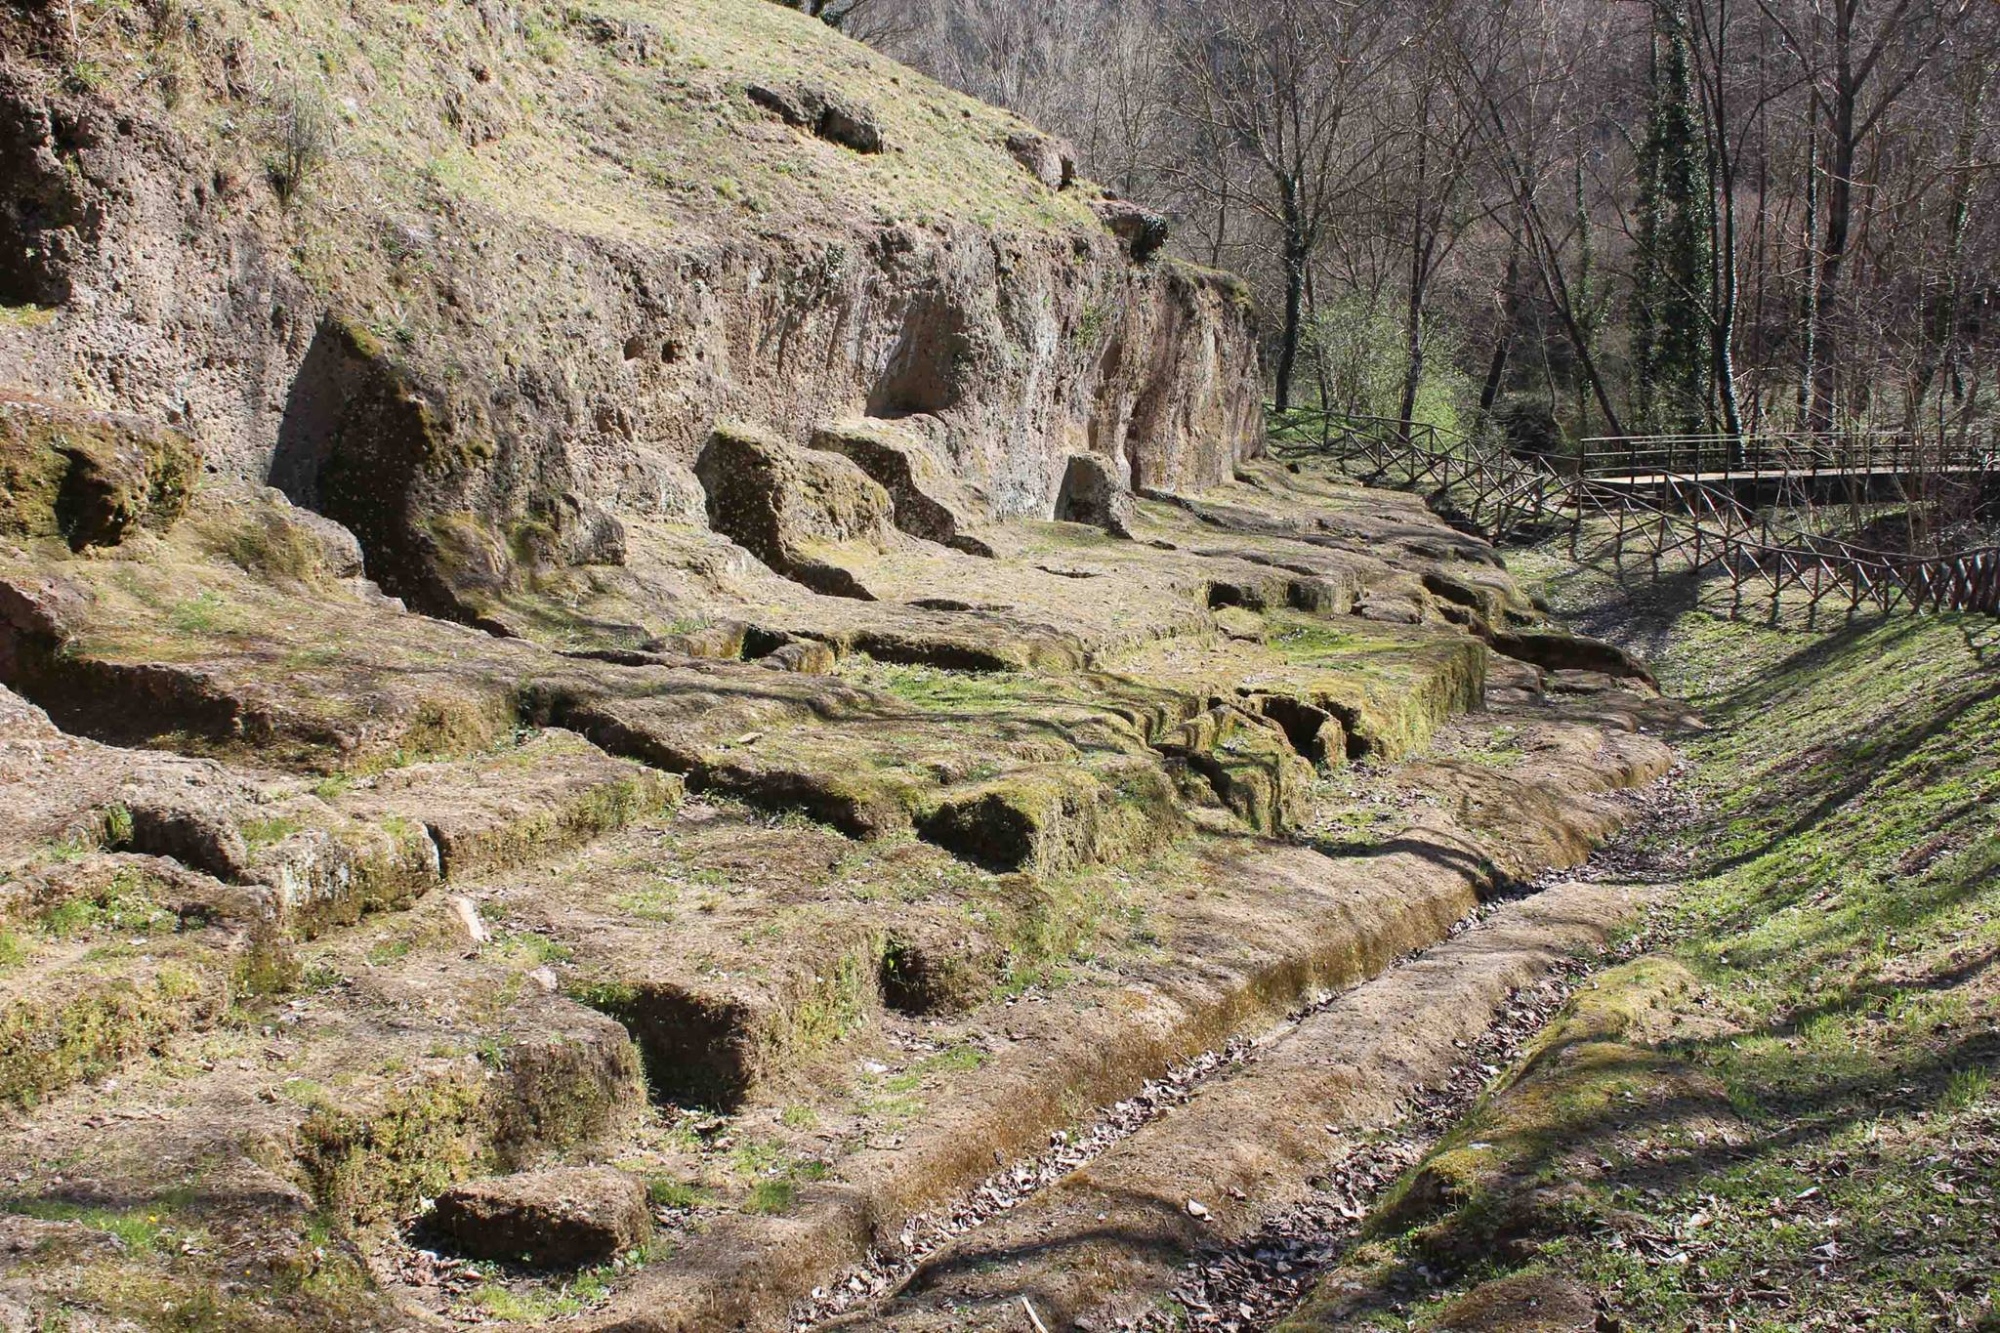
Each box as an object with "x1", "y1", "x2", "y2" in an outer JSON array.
[
  {"x1": 1253, "y1": 695, "x2": 1339, "y2": 767},
  {"x1": 1206, "y1": 581, "x2": 1266, "y2": 611},
  {"x1": 868, "y1": 292, "x2": 970, "y2": 418},
  {"x1": 622, "y1": 335, "x2": 647, "y2": 362},
  {"x1": 269, "y1": 317, "x2": 464, "y2": 618},
  {"x1": 269, "y1": 323, "x2": 351, "y2": 511},
  {"x1": 0, "y1": 103, "x2": 83, "y2": 307},
  {"x1": 661, "y1": 339, "x2": 683, "y2": 364}
]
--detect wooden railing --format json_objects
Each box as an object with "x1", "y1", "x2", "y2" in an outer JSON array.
[
  {"x1": 1272, "y1": 408, "x2": 2000, "y2": 622},
  {"x1": 1577, "y1": 429, "x2": 1996, "y2": 482}
]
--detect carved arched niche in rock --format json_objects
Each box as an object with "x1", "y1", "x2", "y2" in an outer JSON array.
[{"x1": 868, "y1": 289, "x2": 973, "y2": 419}]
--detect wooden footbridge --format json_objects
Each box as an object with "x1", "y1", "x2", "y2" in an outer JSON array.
[{"x1": 1274, "y1": 411, "x2": 2000, "y2": 621}]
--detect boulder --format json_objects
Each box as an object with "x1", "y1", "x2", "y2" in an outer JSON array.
[
  {"x1": 1004, "y1": 131, "x2": 1076, "y2": 191},
  {"x1": 757, "y1": 639, "x2": 838, "y2": 675},
  {"x1": 696, "y1": 424, "x2": 893, "y2": 595},
  {"x1": 809, "y1": 420, "x2": 993, "y2": 556},
  {"x1": 746, "y1": 82, "x2": 884, "y2": 154},
  {"x1": 430, "y1": 1167, "x2": 651, "y2": 1267},
  {"x1": 1487, "y1": 628, "x2": 1656, "y2": 690},
  {"x1": 1090, "y1": 198, "x2": 1170, "y2": 263},
  {"x1": 0, "y1": 393, "x2": 200, "y2": 551},
  {"x1": 1054, "y1": 453, "x2": 1136, "y2": 539}
]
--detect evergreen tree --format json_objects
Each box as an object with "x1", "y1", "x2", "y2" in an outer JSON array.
[{"x1": 1630, "y1": 0, "x2": 1714, "y2": 436}]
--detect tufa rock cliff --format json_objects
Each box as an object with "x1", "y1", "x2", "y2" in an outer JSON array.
[{"x1": 0, "y1": 0, "x2": 1260, "y2": 621}]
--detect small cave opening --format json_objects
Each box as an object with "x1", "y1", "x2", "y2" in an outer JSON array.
[
  {"x1": 268, "y1": 316, "x2": 461, "y2": 619},
  {"x1": 867, "y1": 292, "x2": 970, "y2": 418},
  {"x1": 0, "y1": 133, "x2": 80, "y2": 308}
]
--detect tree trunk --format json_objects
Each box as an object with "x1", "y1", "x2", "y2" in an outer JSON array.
[
  {"x1": 1807, "y1": 4, "x2": 1859, "y2": 434},
  {"x1": 1479, "y1": 250, "x2": 1521, "y2": 412},
  {"x1": 1397, "y1": 131, "x2": 1432, "y2": 441},
  {"x1": 1797, "y1": 134, "x2": 1820, "y2": 429},
  {"x1": 1275, "y1": 182, "x2": 1309, "y2": 413}
]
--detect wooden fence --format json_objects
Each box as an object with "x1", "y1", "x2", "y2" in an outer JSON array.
[{"x1": 1273, "y1": 409, "x2": 2000, "y2": 622}]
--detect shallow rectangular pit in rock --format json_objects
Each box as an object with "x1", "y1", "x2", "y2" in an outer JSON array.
[
  {"x1": 430, "y1": 1166, "x2": 652, "y2": 1268},
  {"x1": 568, "y1": 928, "x2": 883, "y2": 1111}
]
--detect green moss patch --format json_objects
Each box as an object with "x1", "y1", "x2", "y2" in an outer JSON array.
[{"x1": 0, "y1": 395, "x2": 200, "y2": 551}]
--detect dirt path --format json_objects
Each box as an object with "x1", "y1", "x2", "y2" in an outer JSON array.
[{"x1": 801, "y1": 775, "x2": 1688, "y2": 1332}]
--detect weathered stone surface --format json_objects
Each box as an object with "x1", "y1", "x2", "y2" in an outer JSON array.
[
  {"x1": 1004, "y1": 131, "x2": 1076, "y2": 190},
  {"x1": 1055, "y1": 453, "x2": 1137, "y2": 538},
  {"x1": 696, "y1": 425, "x2": 893, "y2": 594},
  {"x1": 1091, "y1": 197, "x2": 1171, "y2": 263},
  {"x1": 915, "y1": 760, "x2": 1184, "y2": 879},
  {"x1": 0, "y1": 393, "x2": 199, "y2": 550},
  {"x1": 0, "y1": 7, "x2": 1268, "y2": 635},
  {"x1": 432, "y1": 1167, "x2": 652, "y2": 1267},
  {"x1": 1161, "y1": 704, "x2": 1316, "y2": 834},
  {"x1": 1488, "y1": 628, "x2": 1656, "y2": 689},
  {"x1": 756, "y1": 638, "x2": 838, "y2": 674},
  {"x1": 747, "y1": 82, "x2": 885, "y2": 153},
  {"x1": 809, "y1": 419, "x2": 993, "y2": 556}
]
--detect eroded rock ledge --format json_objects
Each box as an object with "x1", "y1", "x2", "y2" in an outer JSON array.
[
  {"x1": 0, "y1": 384, "x2": 1675, "y2": 1330},
  {"x1": 0, "y1": 0, "x2": 1260, "y2": 629}
]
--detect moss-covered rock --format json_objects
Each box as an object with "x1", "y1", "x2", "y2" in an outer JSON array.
[
  {"x1": 696, "y1": 424, "x2": 894, "y2": 595},
  {"x1": 1370, "y1": 956, "x2": 1729, "y2": 1262},
  {"x1": 295, "y1": 1014, "x2": 642, "y2": 1225},
  {"x1": 1162, "y1": 704, "x2": 1316, "y2": 834},
  {"x1": 0, "y1": 393, "x2": 199, "y2": 551},
  {"x1": 809, "y1": 419, "x2": 994, "y2": 556},
  {"x1": 916, "y1": 759, "x2": 1183, "y2": 878},
  {"x1": 571, "y1": 925, "x2": 883, "y2": 1111},
  {"x1": 0, "y1": 860, "x2": 244, "y2": 1108}
]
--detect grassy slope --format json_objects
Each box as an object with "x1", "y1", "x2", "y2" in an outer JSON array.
[
  {"x1": 1291, "y1": 541, "x2": 2000, "y2": 1331},
  {"x1": 5, "y1": 0, "x2": 1100, "y2": 369},
  {"x1": 50, "y1": 0, "x2": 1087, "y2": 240}
]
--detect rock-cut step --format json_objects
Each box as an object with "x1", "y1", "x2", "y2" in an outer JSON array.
[
  {"x1": 0, "y1": 914, "x2": 650, "y2": 1309},
  {"x1": 550, "y1": 697, "x2": 1675, "y2": 1333},
  {"x1": 0, "y1": 716, "x2": 676, "y2": 1109},
  {"x1": 0, "y1": 855, "x2": 265, "y2": 1110}
]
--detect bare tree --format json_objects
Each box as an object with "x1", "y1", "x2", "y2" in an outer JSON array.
[
  {"x1": 1171, "y1": 0, "x2": 1395, "y2": 410},
  {"x1": 1756, "y1": 0, "x2": 1977, "y2": 430},
  {"x1": 776, "y1": 0, "x2": 926, "y2": 48},
  {"x1": 857, "y1": 0, "x2": 2000, "y2": 493}
]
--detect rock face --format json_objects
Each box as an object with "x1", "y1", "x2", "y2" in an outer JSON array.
[
  {"x1": 0, "y1": 393, "x2": 200, "y2": 551},
  {"x1": 0, "y1": 0, "x2": 1262, "y2": 625},
  {"x1": 430, "y1": 1167, "x2": 652, "y2": 1267},
  {"x1": 696, "y1": 424, "x2": 893, "y2": 596}
]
